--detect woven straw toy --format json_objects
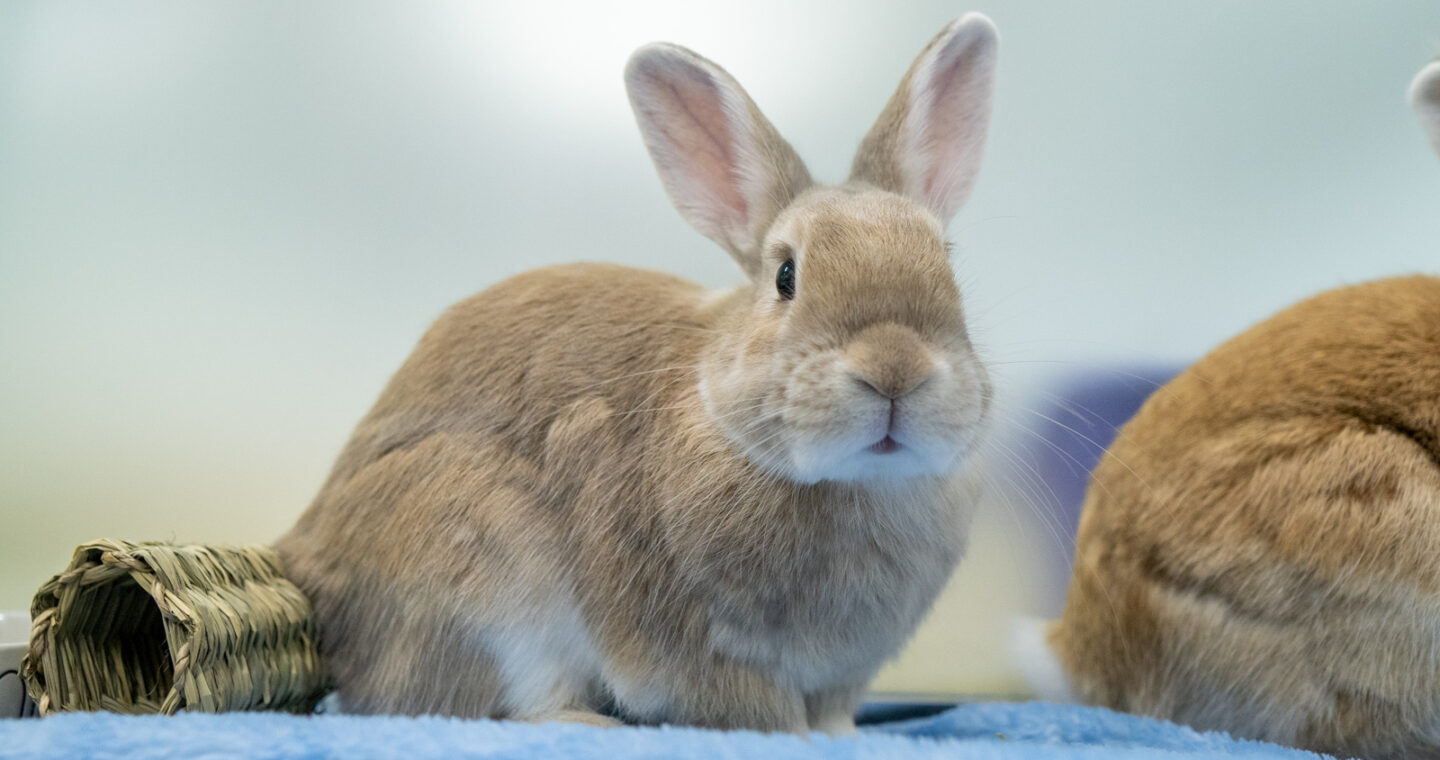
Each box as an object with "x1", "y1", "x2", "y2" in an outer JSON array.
[{"x1": 21, "y1": 539, "x2": 327, "y2": 715}]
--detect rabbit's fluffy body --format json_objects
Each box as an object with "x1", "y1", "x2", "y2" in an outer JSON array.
[
  {"x1": 1050, "y1": 275, "x2": 1440, "y2": 758},
  {"x1": 1044, "y1": 64, "x2": 1440, "y2": 760},
  {"x1": 278, "y1": 16, "x2": 1001, "y2": 733}
]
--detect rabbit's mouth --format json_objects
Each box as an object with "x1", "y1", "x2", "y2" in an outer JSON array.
[
  {"x1": 747, "y1": 344, "x2": 990, "y2": 484},
  {"x1": 868, "y1": 399, "x2": 903, "y2": 454},
  {"x1": 869, "y1": 436, "x2": 902, "y2": 455}
]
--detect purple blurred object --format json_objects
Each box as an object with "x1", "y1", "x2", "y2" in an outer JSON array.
[{"x1": 1023, "y1": 365, "x2": 1181, "y2": 572}]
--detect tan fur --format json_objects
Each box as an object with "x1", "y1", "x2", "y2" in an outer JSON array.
[
  {"x1": 276, "y1": 17, "x2": 1000, "y2": 733},
  {"x1": 1050, "y1": 275, "x2": 1440, "y2": 758}
]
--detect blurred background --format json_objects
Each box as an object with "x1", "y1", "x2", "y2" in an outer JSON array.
[{"x1": 3, "y1": 1, "x2": 1438, "y2": 698}]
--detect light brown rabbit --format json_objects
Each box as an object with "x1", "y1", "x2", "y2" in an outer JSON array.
[
  {"x1": 1033, "y1": 63, "x2": 1440, "y2": 759},
  {"x1": 275, "y1": 15, "x2": 1000, "y2": 733}
]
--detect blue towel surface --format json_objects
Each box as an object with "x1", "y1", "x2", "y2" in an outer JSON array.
[{"x1": 0, "y1": 702, "x2": 1328, "y2": 759}]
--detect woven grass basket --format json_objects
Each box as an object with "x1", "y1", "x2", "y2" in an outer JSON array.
[{"x1": 21, "y1": 538, "x2": 328, "y2": 715}]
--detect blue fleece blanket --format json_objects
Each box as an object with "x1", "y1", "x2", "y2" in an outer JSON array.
[{"x1": 0, "y1": 702, "x2": 1326, "y2": 759}]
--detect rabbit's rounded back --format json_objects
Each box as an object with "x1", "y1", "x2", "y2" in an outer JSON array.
[
  {"x1": 1050, "y1": 276, "x2": 1440, "y2": 758},
  {"x1": 1042, "y1": 63, "x2": 1440, "y2": 754},
  {"x1": 277, "y1": 16, "x2": 1001, "y2": 734},
  {"x1": 1046, "y1": 62, "x2": 1440, "y2": 757}
]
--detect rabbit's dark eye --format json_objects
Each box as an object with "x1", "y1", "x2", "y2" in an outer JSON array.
[{"x1": 776, "y1": 259, "x2": 796, "y2": 301}]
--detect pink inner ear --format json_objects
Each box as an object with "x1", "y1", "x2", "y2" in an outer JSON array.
[
  {"x1": 917, "y1": 36, "x2": 990, "y2": 209},
  {"x1": 645, "y1": 63, "x2": 748, "y2": 228}
]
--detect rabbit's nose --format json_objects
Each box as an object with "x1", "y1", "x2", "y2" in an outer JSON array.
[
  {"x1": 853, "y1": 372, "x2": 929, "y2": 400},
  {"x1": 847, "y1": 323, "x2": 934, "y2": 399}
]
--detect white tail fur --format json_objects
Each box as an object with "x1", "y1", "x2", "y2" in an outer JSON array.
[{"x1": 1009, "y1": 616, "x2": 1073, "y2": 702}]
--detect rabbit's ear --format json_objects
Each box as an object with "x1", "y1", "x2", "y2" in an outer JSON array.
[
  {"x1": 626, "y1": 44, "x2": 812, "y2": 278},
  {"x1": 851, "y1": 14, "x2": 998, "y2": 223},
  {"x1": 1410, "y1": 62, "x2": 1440, "y2": 158}
]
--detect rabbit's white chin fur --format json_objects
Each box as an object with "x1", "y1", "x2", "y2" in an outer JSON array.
[{"x1": 787, "y1": 439, "x2": 963, "y2": 484}]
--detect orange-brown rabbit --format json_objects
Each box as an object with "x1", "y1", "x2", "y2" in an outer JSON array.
[
  {"x1": 1035, "y1": 62, "x2": 1440, "y2": 759},
  {"x1": 276, "y1": 16, "x2": 1001, "y2": 733}
]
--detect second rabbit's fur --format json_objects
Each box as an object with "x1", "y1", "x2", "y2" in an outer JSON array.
[{"x1": 1030, "y1": 62, "x2": 1440, "y2": 760}]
